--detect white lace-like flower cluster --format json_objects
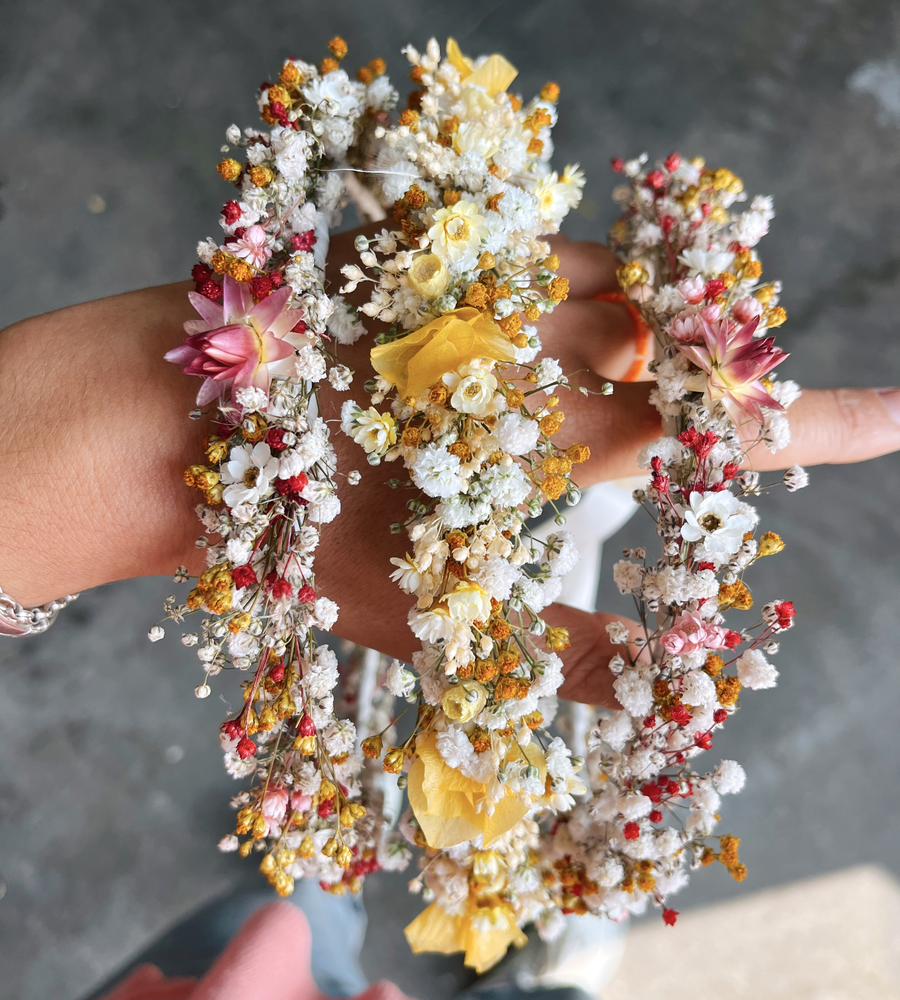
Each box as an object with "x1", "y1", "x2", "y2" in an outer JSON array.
[
  {"x1": 339, "y1": 38, "x2": 603, "y2": 972},
  {"x1": 540, "y1": 153, "x2": 805, "y2": 929},
  {"x1": 157, "y1": 39, "x2": 407, "y2": 901}
]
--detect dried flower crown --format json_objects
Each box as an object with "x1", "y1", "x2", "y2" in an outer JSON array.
[{"x1": 157, "y1": 36, "x2": 806, "y2": 972}]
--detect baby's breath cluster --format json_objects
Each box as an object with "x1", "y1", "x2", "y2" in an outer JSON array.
[
  {"x1": 339, "y1": 38, "x2": 595, "y2": 972},
  {"x1": 157, "y1": 40, "x2": 408, "y2": 901},
  {"x1": 540, "y1": 153, "x2": 805, "y2": 930}
]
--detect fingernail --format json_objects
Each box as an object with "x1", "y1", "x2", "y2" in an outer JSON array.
[{"x1": 876, "y1": 388, "x2": 900, "y2": 425}]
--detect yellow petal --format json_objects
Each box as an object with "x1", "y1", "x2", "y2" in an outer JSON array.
[
  {"x1": 370, "y1": 308, "x2": 516, "y2": 400},
  {"x1": 466, "y1": 53, "x2": 518, "y2": 97},
  {"x1": 446, "y1": 38, "x2": 473, "y2": 78},
  {"x1": 408, "y1": 732, "x2": 537, "y2": 849},
  {"x1": 462, "y1": 908, "x2": 528, "y2": 973},
  {"x1": 405, "y1": 902, "x2": 466, "y2": 956}
]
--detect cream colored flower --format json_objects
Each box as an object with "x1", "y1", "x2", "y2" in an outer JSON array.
[
  {"x1": 407, "y1": 253, "x2": 451, "y2": 299},
  {"x1": 389, "y1": 554, "x2": 424, "y2": 594},
  {"x1": 427, "y1": 201, "x2": 486, "y2": 264},
  {"x1": 442, "y1": 681, "x2": 487, "y2": 723},
  {"x1": 444, "y1": 581, "x2": 492, "y2": 623},
  {"x1": 443, "y1": 362, "x2": 499, "y2": 416},
  {"x1": 349, "y1": 407, "x2": 397, "y2": 455}
]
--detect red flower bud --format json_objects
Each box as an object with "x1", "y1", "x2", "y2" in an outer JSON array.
[
  {"x1": 610, "y1": 157, "x2": 625, "y2": 173},
  {"x1": 231, "y1": 564, "x2": 258, "y2": 589},
  {"x1": 192, "y1": 263, "x2": 212, "y2": 283},
  {"x1": 664, "y1": 152, "x2": 681, "y2": 173},
  {"x1": 298, "y1": 714, "x2": 316, "y2": 736},
  {"x1": 274, "y1": 474, "x2": 309, "y2": 502},
  {"x1": 663, "y1": 908, "x2": 678, "y2": 926},
  {"x1": 695, "y1": 731, "x2": 713, "y2": 750},
  {"x1": 713, "y1": 708, "x2": 728, "y2": 724},
  {"x1": 221, "y1": 200, "x2": 242, "y2": 225},
  {"x1": 297, "y1": 585, "x2": 316, "y2": 603},
  {"x1": 290, "y1": 230, "x2": 318, "y2": 252},
  {"x1": 198, "y1": 279, "x2": 223, "y2": 302},
  {"x1": 236, "y1": 736, "x2": 257, "y2": 759},
  {"x1": 649, "y1": 809, "x2": 663, "y2": 823},
  {"x1": 268, "y1": 662, "x2": 285, "y2": 683},
  {"x1": 623, "y1": 821, "x2": 641, "y2": 840},
  {"x1": 265, "y1": 427, "x2": 288, "y2": 452},
  {"x1": 317, "y1": 799, "x2": 334, "y2": 818}
]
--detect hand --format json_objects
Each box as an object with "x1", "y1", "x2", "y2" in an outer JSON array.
[
  {"x1": 100, "y1": 902, "x2": 412, "y2": 1000},
  {"x1": 1, "y1": 229, "x2": 898, "y2": 709}
]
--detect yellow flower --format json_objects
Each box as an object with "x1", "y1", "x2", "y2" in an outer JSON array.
[
  {"x1": 407, "y1": 253, "x2": 451, "y2": 299},
  {"x1": 428, "y1": 200, "x2": 486, "y2": 264},
  {"x1": 347, "y1": 407, "x2": 397, "y2": 455},
  {"x1": 370, "y1": 307, "x2": 516, "y2": 400},
  {"x1": 407, "y1": 732, "x2": 545, "y2": 850},
  {"x1": 446, "y1": 38, "x2": 519, "y2": 98},
  {"x1": 405, "y1": 898, "x2": 527, "y2": 973},
  {"x1": 442, "y1": 681, "x2": 487, "y2": 724},
  {"x1": 444, "y1": 581, "x2": 492, "y2": 623}
]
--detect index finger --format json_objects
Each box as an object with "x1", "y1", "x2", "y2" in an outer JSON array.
[{"x1": 547, "y1": 234, "x2": 620, "y2": 299}]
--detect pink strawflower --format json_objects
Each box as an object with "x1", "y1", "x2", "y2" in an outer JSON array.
[
  {"x1": 165, "y1": 276, "x2": 306, "y2": 405},
  {"x1": 231, "y1": 224, "x2": 272, "y2": 269},
  {"x1": 660, "y1": 611, "x2": 728, "y2": 656},
  {"x1": 678, "y1": 315, "x2": 787, "y2": 423},
  {"x1": 732, "y1": 295, "x2": 763, "y2": 325},
  {"x1": 262, "y1": 786, "x2": 290, "y2": 824}
]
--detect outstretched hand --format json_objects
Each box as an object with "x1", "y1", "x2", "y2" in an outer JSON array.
[
  {"x1": 0, "y1": 227, "x2": 898, "y2": 709},
  {"x1": 101, "y1": 903, "x2": 412, "y2": 1000}
]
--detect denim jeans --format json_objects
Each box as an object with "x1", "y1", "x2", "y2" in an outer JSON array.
[{"x1": 83, "y1": 884, "x2": 593, "y2": 1000}]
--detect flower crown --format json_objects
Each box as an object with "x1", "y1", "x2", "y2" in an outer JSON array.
[{"x1": 158, "y1": 36, "x2": 805, "y2": 972}]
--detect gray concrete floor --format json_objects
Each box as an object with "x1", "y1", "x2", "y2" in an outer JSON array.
[{"x1": 1, "y1": 1, "x2": 900, "y2": 997}]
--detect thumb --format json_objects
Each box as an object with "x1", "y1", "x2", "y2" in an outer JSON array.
[
  {"x1": 545, "y1": 603, "x2": 643, "y2": 709},
  {"x1": 190, "y1": 902, "x2": 323, "y2": 1000}
]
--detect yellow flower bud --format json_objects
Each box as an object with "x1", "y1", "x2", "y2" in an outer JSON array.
[
  {"x1": 259, "y1": 853, "x2": 277, "y2": 874},
  {"x1": 407, "y1": 253, "x2": 450, "y2": 299},
  {"x1": 758, "y1": 531, "x2": 785, "y2": 557},
  {"x1": 545, "y1": 626, "x2": 571, "y2": 652},
  {"x1": 383, "y1": 748, "x2": 405, "y2": 774},
  {"x1": 216, "y1": 158, "x2": 242, "y2": 182},
  {"x1": 442, "y1": 682, "x2": 487, "y2": 724},
  {"x1": 336, "y1": 845, "x2": 354, "y2": 869},
  {"x1": 361, "y1": 734, "x2": 383, "y2": 759},
  {"x1": 238, "y1": 840, "x2": 253, "y2": 858},
  {"x1": 299, "y1": 835, "x2": 315, "y2": 859},
  {"x1": 322, "y1": 838, "x2": 339, "y2": 858},
  {"x1": 477, "y1": 251, "x2": 496, "y2": 270},
  {"x1": 542, "y1": 254, "x2": 560, "y2": 271}
]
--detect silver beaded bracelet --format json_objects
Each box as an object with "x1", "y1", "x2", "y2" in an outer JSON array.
[{"x1": 0, "y1": 585, "x2": 79, "y2": 637}]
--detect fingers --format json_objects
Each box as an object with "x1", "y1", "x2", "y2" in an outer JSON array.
[
  {"x1": 547, "y1": 234, "x2": 620, "y2": 299},
  {"x1": 547, "y1": 299, "x2": 641, "y2": 382},
  {"x1": 98, "y1": 965, "x2": 196, "y2": 1000},
  {"x1": 742, "y1": 387, "x2": 900, "y2": 471},
  {"x1": 191, "y1": 902, "x2": 323, "y2": 1000},
  {"x1": 544, "y1": 604, "x2": 633, "y2": 709}
]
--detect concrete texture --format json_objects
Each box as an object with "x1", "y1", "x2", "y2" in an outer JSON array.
[{"x1": 1, "y1": 1, "x2": 900, "y2": 997}]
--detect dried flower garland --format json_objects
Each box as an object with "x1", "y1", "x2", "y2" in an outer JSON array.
[{"x1": 157, "y1": 36, "x2": 805, "y2": 974}]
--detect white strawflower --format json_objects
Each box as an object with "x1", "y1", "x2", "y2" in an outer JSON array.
[
  {"x1": 235, "y1": 386, "x2": 268, "y2": 413},
  {"x1": 605, "y1": 621, "x2": 630, "y2": 644},
  {"x1": 545, "y1": 531, "x2": 579, "y2": 577},
  {"x1": 784, "y1": 464, "x2": 809, "y2": 491},
  {"x1": 387, "y1": 659, "x2": 417, "y2": 698},
  {"x1": 328, "y1": 365, "x2": 352, "y2": 391},
  {"x1": 471, "y1": 555, "x2": 520, "y2": 602},
  {"x1": 613, "y1": 560, "x2": 643, "y2": 594},
  {"x1": 535, "y1": 357, "x2": 566, "y2": 393},
  {"x1": 681, "y1": 669, "x2": 717, "y2": 709},
  {"x1": 148, "y1": 626, "x2": 165, "y2": 642},
  {"x1": 613, "y1": 673, "x2": 653, "y2": 716},
  {"x1": 326, "y1": 295, "x2": 366, "y2": 345},
  {"x1": 436, "y1": 726, "x2": 476, "y2": 770},
  {"x1": 494, "y1": 412, "x2": 540, "y2": 456},
  {"x1": 735, "y1": 648, "x2": 778, "y2": 690},
  {"x1": 218, "y1": 834, "x2": 239, "y2": 852},
  {"x1": 294, "y1": 345, "x2": 327, "y2": 382},
  {"x1": 312, "y1": 598, "x2": 339, "y2": 630},
  {"x1": 593, "y1": 711, "x2": 634, "y2": 752},
  {"x1": 412, "y1": 445, "x2": 464, "y2": 499},
  {"x1": 480, "y1": 462, "x2": 530, "y2": 507},
  {"x1": 443, "y1": 363, "x2": 498, "y2": 417},
  {"x1": 714, "y1": 760, "x2": 747, "y2": 794}
]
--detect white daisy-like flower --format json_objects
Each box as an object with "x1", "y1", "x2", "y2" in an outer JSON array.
[
  {"x1": 427, "y1": 200, "x2": 486, "y2": 265},
  {"x1": 221, "y1": 442, "x2": 280, "y2": 507},
  {"x1": 680, "y1": 490, "x2": 754, "y2": 556}
]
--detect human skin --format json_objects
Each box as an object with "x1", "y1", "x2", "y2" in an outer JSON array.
[{"x1": 1, "y1": 231, "x2": 899, "y2": 707}]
